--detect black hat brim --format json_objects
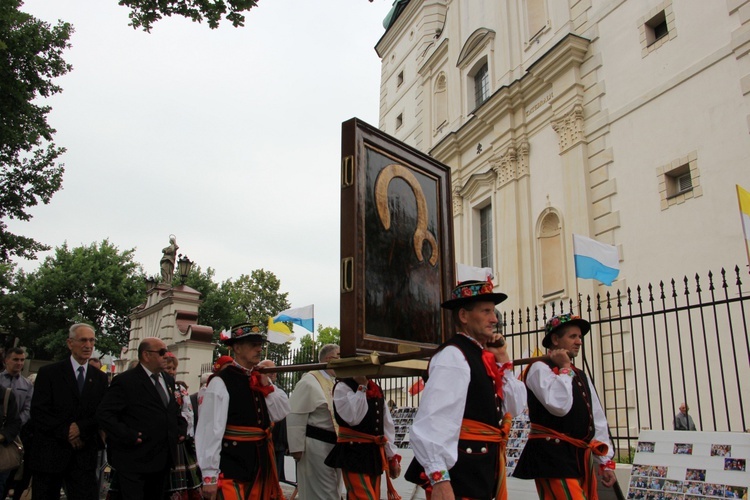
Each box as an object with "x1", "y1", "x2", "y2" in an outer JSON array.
[
  {"x1": 441, "y1": 292, "x2": 508, "y2": 310},
  {"x1": 541, "y1": 318, "x2": 591, "y2": 348}
]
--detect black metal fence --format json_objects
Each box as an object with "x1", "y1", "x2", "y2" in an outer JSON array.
[
  {"x1": 500, "y1": 266, "x2": 750, "y2": 459},
  {"x1": 269, "y1": 266, "x2": 749, "y2": 460}
]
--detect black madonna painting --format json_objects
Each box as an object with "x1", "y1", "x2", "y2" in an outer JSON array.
[{"x1": 340, "y1": 118, "x2": 455, "y2": 357}]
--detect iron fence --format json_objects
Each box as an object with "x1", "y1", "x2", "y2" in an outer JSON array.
[
  {"x1": 501, "y1": 266, "x2": 750, "y2": 458},
  {"x1": 269, "y1": 266, "x2": 749, "y2": 459}
]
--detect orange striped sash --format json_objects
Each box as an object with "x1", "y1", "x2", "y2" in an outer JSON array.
[
  {"x1": 336, "y1": 427, "x2": 401, "y2": 500},
  {"x1": 458, "y1": 414, "x2": 512, "y2": 500},
  {"x1": 527, "y1": 423, "x2": 609, "y2": 500},
  {"x1": 223, "y1": 424, "x2": 284, "y2": 499}
]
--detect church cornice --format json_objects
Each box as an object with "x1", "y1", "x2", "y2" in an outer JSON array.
[
  {"x1": 429, "y1": 34, "x2": 590, "y2": 163},
  {"x1": 526, "y1": 34, "x2": 590, "y2": 84}
]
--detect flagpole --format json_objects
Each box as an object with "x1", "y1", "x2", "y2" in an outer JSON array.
[{"x1": 312, "y1": 305, "x2": 316, "y2": 360}]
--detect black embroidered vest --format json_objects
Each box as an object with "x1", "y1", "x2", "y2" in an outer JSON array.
[
  {"x1": 513, "y1": 361, "x2": 595, "y2": 479},
  {"x1": 324, "y1": 379, "x2": 386, "y2": 475},
  {"x1": 216, "y1": 366, "x2": 272, "y2": 481}
]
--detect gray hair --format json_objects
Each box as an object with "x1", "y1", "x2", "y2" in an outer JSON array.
[
  {"x1": 69, "y1": 323, "x2": 94, "y2": 338},
  {"x1": 318, "y1": 344, "x2": 339, "y2": 363}
]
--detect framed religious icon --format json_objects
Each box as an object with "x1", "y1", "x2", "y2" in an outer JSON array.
[{"x1": 340, "y1": 118, "x2": 455, "y2": 357}]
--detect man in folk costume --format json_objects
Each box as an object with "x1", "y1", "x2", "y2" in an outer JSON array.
[
  {"x1": 287, "y1": 344, "x2": 343, "y2": 499},
  {"x1": 195, "y1": 324, "x2": 290, "y2": 500},
  {"x1": 325, "y1": 375, "x2": 401, "y2": 499},
  {"x1": 405, "y1": 280, "x2": 527, "y2": 500},
  {"x1": 513, "y1": 314, "x2": 616, "y2": 499}
]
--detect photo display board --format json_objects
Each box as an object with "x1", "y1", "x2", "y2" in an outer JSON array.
[
  {"x1": 340, "y1": 118, "x2": 455, "y2": 357},
  {"x1": 628, "y1": 430, "x2": 749, "y2": 499}
]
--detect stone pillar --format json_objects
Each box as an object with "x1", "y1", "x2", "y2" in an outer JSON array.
[
  {"x1": 123, "y1": 284, "x2": 214, "y2": 391},
  {"x1": 551, "y1": 103, "x2": 596, "y2": 304}
]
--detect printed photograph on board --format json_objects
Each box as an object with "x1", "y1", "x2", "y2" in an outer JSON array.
[
  {"x1": 674, "y1": 442, "x2": 693, "y2": 455},
  {"x1": 711, "y1": 444, "x2": 732, "y2": 457}
]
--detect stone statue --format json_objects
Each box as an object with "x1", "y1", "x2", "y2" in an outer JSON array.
[{"x1": 160, "y1": 235, "x2": 179, "y2": 284}]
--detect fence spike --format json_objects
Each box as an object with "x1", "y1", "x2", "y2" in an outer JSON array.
[{"x1": 735, "y1": 265, "x2": 743, "y2": 287}]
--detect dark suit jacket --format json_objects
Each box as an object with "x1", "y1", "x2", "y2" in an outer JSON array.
[
  {"x1": 96, "y1": 365, "x2": 186, "y2": 474},
  {"x1": 29, "y1": 359, "x2": 109, "y2": 473}
]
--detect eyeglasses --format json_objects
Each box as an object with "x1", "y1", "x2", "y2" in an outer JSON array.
[
  {"x1": 74, "y1": 338, "x2": 96, "y2": 344},
  {"x1": 145, "y1": 348, "x2": 168, "y2": 357}
]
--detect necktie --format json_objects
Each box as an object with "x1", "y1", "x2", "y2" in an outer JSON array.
[
  {"x1": 152, "y1": 373, "x2": 168, "y2": 407},
  {"x1": 77, "y1": 366, "x2": 85, "y2": 393}
]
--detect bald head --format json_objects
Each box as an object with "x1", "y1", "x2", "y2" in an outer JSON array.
[
  {"x1": 137, "y1": 337, "x2": 168, "y2": 373},
  {"x1": 258, "y1": 359, "x2": 277, "y2": 382}
]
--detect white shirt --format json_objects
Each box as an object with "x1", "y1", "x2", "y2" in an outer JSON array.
[
  {"x1": 195, "y1": 373, "x2": 290, "y2": 480},
  {"x1": 332, "y1": 381, "x2": 397, "y2": 458},
  {"x1": 410, "y1": 344, "x2": 527, "y2": 475},
  {"x1": 524, "y1": 361, "x2": 614, "y2": 464},
  {"x1": 140, "y1": 364, "x2": 169, "y2": 396},
  {"x1": 70, "y1": 356, "x2": 87, "y2": 380}
]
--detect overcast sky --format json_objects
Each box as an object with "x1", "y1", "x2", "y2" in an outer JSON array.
[{"x1": 10, "y1": 0, "x2": 395, "y2": 332}]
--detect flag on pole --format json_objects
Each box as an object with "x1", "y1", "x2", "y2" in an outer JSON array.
[
  {"x1": 272, "y1": 305, "x2": 315, "y2": 332},
  {"x1": 266, "y1": 317, "x2": 296, "y2": 345},
  {"x1": 737, "y1": 184, "x2": 750, "y2": 266},
  {"x1": 572, "y1": 234, "x2": 620, "y2": 286}
]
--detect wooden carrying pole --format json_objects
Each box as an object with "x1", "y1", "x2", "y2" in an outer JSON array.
[{"x1": 256, "y1": 350, "x2": 548, "y2": 376}]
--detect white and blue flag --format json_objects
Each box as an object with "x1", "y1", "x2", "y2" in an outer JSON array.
[
  {"x1": 573, "y1": 234, "x2": 619, "y2": 286},
  {"x1": 272, "y1": 305, "x2": 315, "y2": 332}
]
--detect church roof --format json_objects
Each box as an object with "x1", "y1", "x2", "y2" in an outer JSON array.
[{"x1": 383, "y1": 0, "x2": 410, "y2": 31}]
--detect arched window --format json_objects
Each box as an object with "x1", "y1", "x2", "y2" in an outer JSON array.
[{"x1": 538, "y1": 210, "x2": 564, "y2": 297}]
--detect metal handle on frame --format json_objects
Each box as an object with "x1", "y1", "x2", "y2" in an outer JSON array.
[
  {"x1": 341, "y1": 156, "x2": 354, "y2": 187},
  {"x1": 341, "y1": 257, "x2": 354, "y2": 292}
]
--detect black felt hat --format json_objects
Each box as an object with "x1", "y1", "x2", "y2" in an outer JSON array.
[
  {"x1": 541, "y1": 314, "x2": 591, "y2": 348},
  {"x1": 440, "y1": 280, "x2": 508, "y2": 310},
  {"x1": 223, "y1": 323, "x2": 266, "y2": 346}
]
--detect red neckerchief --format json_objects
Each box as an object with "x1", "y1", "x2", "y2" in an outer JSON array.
[
  {"x1": 365, "y1": 380, "x2": 382, "y2": 399},
  {"x1": 249, "y1": 369, "x2": 275, "y2": 396},
  {"x1": 481, "y1": 350, "x2": 513, "y2": 400},
  {"x1": 456, "y1": 333, "x2": 511, "y2": 399}
]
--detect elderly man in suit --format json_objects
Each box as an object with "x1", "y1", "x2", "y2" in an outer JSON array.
[
  {"x1": 30, "y1": 323, "x2": 109, "y2": 500},
  {"x1": 97, "y1": 337, "x2": 187, "y2": 500}
]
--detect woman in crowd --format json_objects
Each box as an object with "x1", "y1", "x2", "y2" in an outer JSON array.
[{"x1": 163, "y1": 353, "x2": 201, "y2": 500}]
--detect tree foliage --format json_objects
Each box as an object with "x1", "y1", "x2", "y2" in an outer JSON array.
[
  {"x1": 119, "y1": 0, "x2": 259, "y2": 32},
  {"x1": 1, "y1": 240, "x2": 146, "y2": 359},
  {"x1": 180, "y1": 266, "x2": 292, "y2": 359},
  {"x1": 294, "y1": 324, "x2": 340, "y2": 365},
  {"x1": 179, "y1": 264, "x2": 233, "y2": 334},
  {"x1": 0, "y1": 1, "x2": 71, "y2": 261},
  {"x1": 218, "y1": 269, "x2": 291, "y2": 358},
  {"x1": 220, "y1": 269, "x2": 290, "y2": 326}
]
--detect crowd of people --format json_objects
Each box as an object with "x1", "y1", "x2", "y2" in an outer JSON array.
[{"x1": 0, "y1": 279, "x2": 623, "y2": 499}]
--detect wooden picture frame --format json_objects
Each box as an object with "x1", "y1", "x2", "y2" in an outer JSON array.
[{"x1": 340, "y1": 118, "x2": 455, "y2": 357}]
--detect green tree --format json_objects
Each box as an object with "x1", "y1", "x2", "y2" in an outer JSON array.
[
  {"x1": 119, "y1": 0, "x2": 258, "y2": 32},
  {"x1": 0, "y1": 1, "x2": 71, "y2": 261},
  {"x1": 287, "y1": 325, "x2": 340, "y2": 388},
  {"x1": 206, "y1": 269, "x2": 292, "y2": 359},
  {"x1": 294, "y1": 324, "x2": 340, "y2": 364},
  {"x1": 179, "y1": 264, "x2": 234, "y2": 334},
  {"x1": 5, "y1": 240, "x2": 146, "y2": 359}
]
